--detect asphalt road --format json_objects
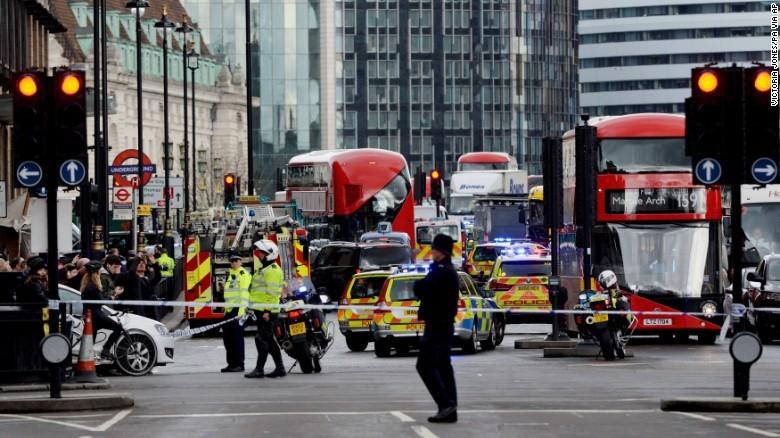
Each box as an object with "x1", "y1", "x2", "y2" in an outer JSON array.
[{"x1": 2, "y1": 323, "x2": 780, "y2": 437}]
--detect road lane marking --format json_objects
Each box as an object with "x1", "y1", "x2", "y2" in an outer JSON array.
[
  {"x1": 672, "y1": 412, "x2": 715, "y2": 422},
  {"x1": 411, "y1": 425, "x2": 439, "y2": 438},
  {"x1": 0, "y1": 414, "x2": 96, "y2": 432},
  {"x1": 135, "y1": 409, "x2": 657, "y2": 419},
  {"x1": 390, "y1": 411, "x2": 415, "y2": 423},
  {"x1": 94, "y1": 409, "x2": 133, "y2": 432},
  {"x1": 42, "y1": 414, "x2": 112, "y2": 419},
  {"x1": 727, "y1": 423, "x2": 780, "y2": 437}
]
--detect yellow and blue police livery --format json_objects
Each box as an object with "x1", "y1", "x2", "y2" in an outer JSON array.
[{"x1": 370, "y1": 264, "x2": 501, "y2": 357}]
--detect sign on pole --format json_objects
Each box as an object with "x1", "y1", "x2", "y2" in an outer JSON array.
[
  {"x1": 0, "y1": 181, "x2": 6, "y2": 218},
  {"x1": 137, "y1": 204, "x2": 152, "y2": 217},
  {"x1": 144, "y1": 177, "x2": 184, "y2": 209}
]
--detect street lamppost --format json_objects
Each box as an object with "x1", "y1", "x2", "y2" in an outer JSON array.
[
  {"x1": 187, "y1": 46, "x2": 199, "y2": 211},
  {"x1": 175, "y1": 19, "x2": 193, "y2": 226},
  {"x1": 126, "y1": 0, "x2": 149, "y2": 252},
  {"x1": 154, "y1": 6, "x2": 176, "y2": 255}
]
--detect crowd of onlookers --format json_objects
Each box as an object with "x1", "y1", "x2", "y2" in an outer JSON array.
[{"x1": 0, "y1": 245, "x2": 177, "y2": 321}]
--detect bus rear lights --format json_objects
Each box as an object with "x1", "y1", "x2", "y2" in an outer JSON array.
[{"x1": 700, "y1": 301, "x2": 717, "y2": 318}]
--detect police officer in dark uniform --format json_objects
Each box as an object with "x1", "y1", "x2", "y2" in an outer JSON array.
[{"x1": 413, "y1": 234, "x2": 460, "y2": 423}]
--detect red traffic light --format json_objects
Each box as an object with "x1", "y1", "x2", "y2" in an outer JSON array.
[
  {"x1": 430, "y1": 169, "x2": 441, "y2": 180},
  {"x1": 17, "y1": 75, "x2": 38, "y2": 97}
]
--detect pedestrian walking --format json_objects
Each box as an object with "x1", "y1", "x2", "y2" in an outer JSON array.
[
  {"x1": 221, "y1": 253, "x2": 251, "y2": 373},
  {"x1": 81, "y1": 261, "x2": 123, "y2": 359},
  {"x1": 245, "y1": 240, "x2": 286, "y2": 378},
  {"x1": 116, "y1": 255, "x2": 161, "y2": 319},
  {"x1": 413, "y1": 234, "x2": 460, "y2": 423}
]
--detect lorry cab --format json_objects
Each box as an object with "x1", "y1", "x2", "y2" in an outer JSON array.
[{"x1": 414, "y1": 219, "x2": 463, "y2": 267}]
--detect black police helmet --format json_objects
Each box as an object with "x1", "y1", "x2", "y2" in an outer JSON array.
[{"x1": 431, "y1": 234, "x2": 455, "y2": 257}]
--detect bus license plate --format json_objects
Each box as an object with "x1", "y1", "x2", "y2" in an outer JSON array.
[
  {"x1": 644, "y1": 318, "x2": 672, "y2": 326},
  {"x1": 592, "y1": 313, "x2": 609, "y2": 324},
  {"x1": 289, "y1": 322, "x2": 307, "y2": 336}
]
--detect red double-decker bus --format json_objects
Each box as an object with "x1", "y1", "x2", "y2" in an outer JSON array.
[
  {"x1": 457, "y1": 152, "x2": 518, "y2": 171},
  {"x1": 560, "y1": 113, "x2": 725, "y2": 343},
  {"x1": 286, "y1": 149, "x2": 415, "y2": 245}
]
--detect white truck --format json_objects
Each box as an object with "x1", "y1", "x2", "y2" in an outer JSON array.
[{"x1": 448, "y1": 170, "x2": 528, "y2": 226}]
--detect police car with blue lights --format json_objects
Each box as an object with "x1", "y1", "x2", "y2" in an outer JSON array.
[{"x1": 370, "y1": 264, "x2": 504, "y2": 357}]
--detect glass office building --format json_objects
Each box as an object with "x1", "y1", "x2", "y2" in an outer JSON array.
[
  {"x1": 186, "y1": 0, "x2": 334, "y2": 194},
  {"x1": 335, "y1": 0, "x2": 577, "y2": 176}
]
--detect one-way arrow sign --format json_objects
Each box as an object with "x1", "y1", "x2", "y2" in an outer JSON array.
[
  {"x1": 59, "y1": 159, "x2": 86, "y2": 186},
  {"x1": 16, "y1": 161, "x2": 43, "y2": 187},
  {"x1": 751, "y1": 157, "x2": 778, "y2": 184},
  {"x1": 695, "y1": 158, "x2": 722, "y2": 185}
]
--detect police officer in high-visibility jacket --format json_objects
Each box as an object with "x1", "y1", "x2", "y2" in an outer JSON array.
[
  {"x1": 220, "y1": 253, "x2": 251, "y2": 373},
  {"x1": 157, "y1": 246, "x2": 175, "y2": 279},
  {"x1": 245, "y1": 240, "x2": 286, "y2": 378}
]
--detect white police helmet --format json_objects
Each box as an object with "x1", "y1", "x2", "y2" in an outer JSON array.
[
  {"x1": 253, "y1": 239, "x2": 279, "y2": 261},
  {"x1": 598, "y1": 270, "x2": 618, "y2": 290}
]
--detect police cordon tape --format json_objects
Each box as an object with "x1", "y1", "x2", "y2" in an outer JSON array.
[{"x1": 45, "y1": 298, "x2": 780, "y2": 320}]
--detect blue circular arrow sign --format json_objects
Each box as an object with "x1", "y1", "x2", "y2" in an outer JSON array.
[
  {"x1": 59, "y1": 159, "x2": 86, "y2": 186},
  {"x1": 16, "y1": 161, "x2": 43, "y2": 187},
  {"x1": 751, "y1": 157, "x2": 777, "y2": 185},
  {"x1": 695, "y1": 158, "x2": 722, "y2": 185}
]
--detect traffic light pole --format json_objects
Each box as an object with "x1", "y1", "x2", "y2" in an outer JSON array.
[
  {"x1": 191, "y1": 67, "x2": 197, "y2": 212},
  {"x1": 99, "y1": 0, "x2": 109, "y2": 251},
  {"x1": 135, "y1": 5, "x2": 145, "y2": 253}
]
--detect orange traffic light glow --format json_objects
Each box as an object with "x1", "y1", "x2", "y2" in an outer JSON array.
[
  {"x1": 754, "y1": 70, "x2": 772, "y2": 93},
  {"x1": 431, "y1": 170, "x2": 441, "y2": 179},
  {"x1": 17, "y1": 75, "x2": 38, "y2": 97},
  {"x1": 61, "y1": 74, "x2": 81, "y2": 95},
  {"x1": 697, "y1": 71, "x2": 719, "y2": 93},
  {"x1": 224, "y1": 175, "x2": 235, "y2": 184}
]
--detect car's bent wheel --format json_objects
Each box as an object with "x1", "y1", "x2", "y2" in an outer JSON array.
[
  {"x1": 345, "y1": 334, "x2": 369, "y2": 352},
  {"x1": 115, "y1": 332, "x2": 157, "y2": 376},
  {"x1": 480, "y1": 321, "x2": 497, "y2": 351},
  {"x1": 462, "y1": 325, "x2": 478, "y2": 355},
  {"x1": 374, "y1": 339, "x2": 392, "y2": 358}
]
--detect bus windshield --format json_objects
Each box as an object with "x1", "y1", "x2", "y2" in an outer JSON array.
[
  {"x1": 416, "y1": 225, "x2": 460, "y2": 244},
  {"x1": 460, "y1": 162, "x2": 508, "y2": 171},
  {"x1": 599, "y1": 139, "x2": 690, "y2": 173},
  {"x1": 593, "y1": 223, "x2": 718, "y2": 298},
  {"x1": 449, "y1": 196, "x2": 476, "y2": 215},
  {"x1": 742, "y1": 203, "x2": 780, "y2": 258}
]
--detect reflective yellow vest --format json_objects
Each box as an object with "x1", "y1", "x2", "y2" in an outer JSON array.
[
  {"x1": 249, "y1": 263, "x2": 284, "y2": 313},
  {"x1": 158, "y1": 253, "x2": 175, "y2": 278},
  {"x1": 224, "y1": 267, "x2": 251, "y2": 316}
]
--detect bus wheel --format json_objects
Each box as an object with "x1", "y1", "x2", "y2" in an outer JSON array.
[{"x1": 697, "y1": 333, "x2": 717, "y2": 345}]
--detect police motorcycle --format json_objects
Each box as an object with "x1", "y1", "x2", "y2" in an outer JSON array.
[
  {"x1": 572, "y1": 270, "x2": 631, "y2": 361},
  {"x1": 273, "y1": 286, "x2": 335, "y2": 374}
]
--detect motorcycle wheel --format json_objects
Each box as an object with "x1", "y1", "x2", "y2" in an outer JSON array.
[
  {"x1": 293, "y1": 343, "x2": 315, "y2": 374},
  {"x1": 596, "y1": 329, "x2": 615, "y2": 361},
  {"x1": 613, "y1": 330, "x2": 626, "y2": 359},
  {"x1": 313, "y1": 357, "x2": 322, "y2": 373},
  {"x1": 345, "y1": 334, "x2": 369, "y2": 352}
]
